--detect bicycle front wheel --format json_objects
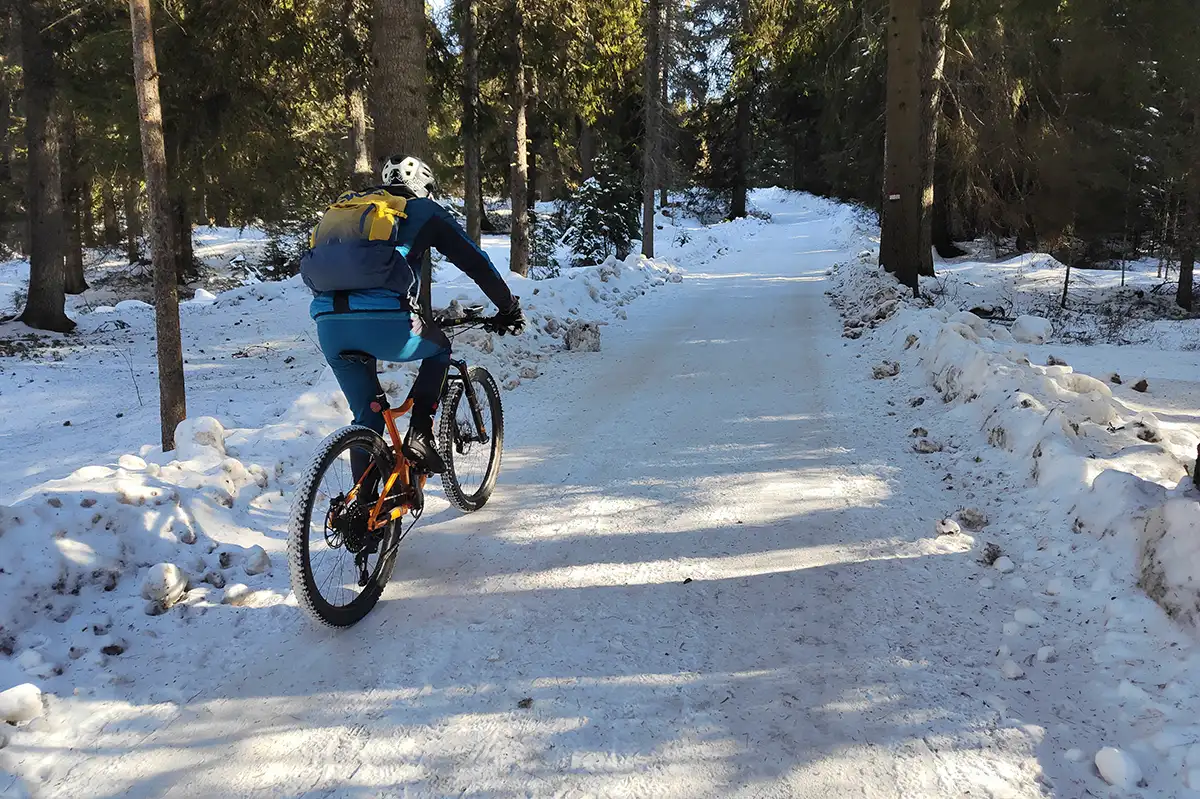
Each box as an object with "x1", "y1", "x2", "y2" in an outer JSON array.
[
  {"x1": 439, "y1": 366, "x2": 504, "y2": 512},
  {"x1": 288, "y1": 426, "x2": 400, "y2": 627}
]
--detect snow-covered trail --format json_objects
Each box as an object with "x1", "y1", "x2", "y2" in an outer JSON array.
[{"x1": 33, "y1": 207, "x2": 1047, "y2": 797}]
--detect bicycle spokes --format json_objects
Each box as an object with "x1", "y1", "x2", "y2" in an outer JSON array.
[
  {"x1": 449, "y1": 386, "x2": 493, "y2": 495},
  {"x1": 306, "y1": 443, "x2": 391, "y2": 607}
]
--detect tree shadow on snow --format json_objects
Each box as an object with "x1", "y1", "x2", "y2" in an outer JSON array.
[{"x1": 8, "y1": 254, "x2": 1074, "y2": 798}]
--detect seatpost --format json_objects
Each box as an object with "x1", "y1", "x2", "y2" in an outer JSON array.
[{"x1": 370, "y1": 389, "x2": 391, "y2": 414}]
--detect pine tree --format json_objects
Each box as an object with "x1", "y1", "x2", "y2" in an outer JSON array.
[
  {"x1": 728, "y1": 0, "x2": 752, "y2": 220},
  {"x1": 373, "y1": 0, "x2": 431, "y2": 310},
  {"x1": 1179, "y1": 209, "x2": 1195, "y2": 311},
  {"x1": 343, "y1": 0, "x2": 372, "y2": 183},
  {"x1": 460, "y1": 0, "x2": 483, "y2": 244},
  {"x1": 879, "y1": 0, "x2": 949, "y2": 293},
  {"x1": 0, "y1": 14, "x2": 15, "y2": 252},
  {"x1": 124, "y1": 177, "x2": 143, "y2": 264},
  {"x1": 129, "y1": 0, "x2": 186, "y2": 451},
  {"x1": 101, "y1": 180, "x2": 121, "y2": 247},
  {"x1": 659, "y1": 0, "x2": 674, "y2": 209},
  {"x1": 373, "y1": 0, "x2": 429, "y2": 161},
  {"x1": 509, "y1": 0, "x2": 531, "y2": 277},
  {"x1": 564, "y1": 153, "x2": 640, "y2": 265},
  {"x1": 642, "y1": 0, "x2": 661, "y2": 257},
  {"x1": 61, "y1": 105, "x2": 89, "y2": 295},
  {"x1": 16, "y1": 0, "x2": 74, "y2": 333}
]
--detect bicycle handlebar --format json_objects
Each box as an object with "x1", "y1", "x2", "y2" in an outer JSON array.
[{"x1": 432, "y1": 306, "x2": 502, "y2": 332}]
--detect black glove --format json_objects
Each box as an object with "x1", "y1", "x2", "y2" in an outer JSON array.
[{"x1": 492, "y1": 298, "x2": 527, "y2": 336}]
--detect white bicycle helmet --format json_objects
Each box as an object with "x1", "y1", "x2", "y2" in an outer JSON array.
[{"x1": 381, "y1": 155, "x2": 436, "y2": 198}]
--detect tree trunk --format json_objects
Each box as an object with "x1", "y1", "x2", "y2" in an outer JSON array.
[
  {"x1": 197, "y1": 179, "x2": 210, "y2": 226},
  {"x1": 932, "y1": 140, "x2": 966, "y2": 258},
  {"x1": 916, "y1": 0, "x2": 949, "y2": 277},
  {"x1": 0, "y1": 53, "x2": 9, "y2": 191},
  {"x1": 0, "y1": 12, "x2": 13, "y2": 249},
  {"x1": 347, "y1": 89, "x2": 373, "y2": 182},
  {"x1": 729, "y1": 95, "x2": 751, "y2": 219},
  {"x1": 509, "y1": 0, "x2": 529, "y2": 277},
  {"x1": 659, "y1": 0, "x2": 672, "y2": 208},
  {"x1": 371, "y1": 0, "x2": 427, "y2": 160},
  {"x1": 1179, "y1": 235, "x2": 1195, "y2": 312},
  {"x1": 81, "y1": 174, "x2": 97, "y2": 247},
  {"x1": 342, "y1": 0, "x2": 372, "y2": 184},
  {"x1": 124, "y1": 177, "x2": 143, "y2": 263},
  {"x1": 171, "y1": 191, "x2": 195, "y2": 282},
  {"x1": 162, "y1": 125, "x2": 193, "y2": 283},
  {"x1": 129, "y1": 0, "x2": 187, "y2": 451},
  {"x1": 16, "y1": 2, "x2": 73, "y2": 332},
  {"x1": 372, "y1": 0, "x2": 430, "y2": 310},
  {"x1": 579, "y1": 118, "x2": 595, "y2": 182},
  {"x1": 479, "y1": 191, "x2": 496, "y2": 233},
  {"x1": 526, "y1": 73, "x2": 539, "y2": 210},
  {"x1": 540, "y1": 153, "x2": 556, "y2": 201},
  {"x1": 461, "y1": 0, "x2": 481, "y2": 243},
  {"x1": 61, "y1": 106, "x2": 88, "y2": 295},
  {"x1": 527, "y1": 136, "x2": 539, "y2": 210},
  {"x1": 642, "y1": 0, "x2": 661, "y2": 257},
  {"x1": 208, "y1": 182, "x2": 231, "y2": 228},
  {"x1": 879, "y1": 0, "x2": 949, "y2": 293},
  {"x1": 1179, "y1": 194, "x2": 1198, "y2": 311},
  {"x1": 728, "y1": 0, "x2": 751, "y2": 220},
  {"x1": 101, "y1": 181, "x2": 121, "y2": 246}
]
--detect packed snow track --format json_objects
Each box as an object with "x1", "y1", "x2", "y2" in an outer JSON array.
[{"x1": 12, "y1": 200, "x2": 1054, "y2": 798}]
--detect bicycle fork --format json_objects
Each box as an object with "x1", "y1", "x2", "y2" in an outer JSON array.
[{"x1": 447, "y1": 359, "x2": 490, "y2": 443}]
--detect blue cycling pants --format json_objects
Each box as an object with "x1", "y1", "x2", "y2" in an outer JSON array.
[{"x1": 316, "y1": 311, "x2": 451, "y2": 435}]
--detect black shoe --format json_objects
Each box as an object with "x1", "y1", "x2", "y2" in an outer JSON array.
[{"x1": 402, "y1": 417, "x2": 447, "y2": 474}]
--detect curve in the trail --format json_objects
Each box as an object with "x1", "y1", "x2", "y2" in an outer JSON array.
[{"x1": 34, "y1": 199, "x2": 1048, "y2": 799}]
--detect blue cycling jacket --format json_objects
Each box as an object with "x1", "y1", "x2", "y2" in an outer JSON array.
[{"x1": 303, "y1": 190, "x2": 514, "y2": 319}]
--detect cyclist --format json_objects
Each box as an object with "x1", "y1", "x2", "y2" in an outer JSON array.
[{"x1": 300, "y1": 155, "x2": 526, "y2": 475}]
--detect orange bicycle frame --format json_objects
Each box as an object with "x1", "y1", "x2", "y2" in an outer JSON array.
[{"x1": 344, "y1": 398, "x2": 426, "y2": 531}]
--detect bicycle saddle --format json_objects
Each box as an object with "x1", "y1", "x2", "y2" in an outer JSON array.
[{"x1": 338, "y1": 350, "x2": 374, "y2": 364}]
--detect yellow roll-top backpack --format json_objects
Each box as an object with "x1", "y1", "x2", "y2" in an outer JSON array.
[{"x1": 310, "y1": 189, "x2": 409, "y2": 249}]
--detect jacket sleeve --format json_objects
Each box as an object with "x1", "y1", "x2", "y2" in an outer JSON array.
[{"x1": 425, "y1": 205, "x2": 517, "y2": 310}]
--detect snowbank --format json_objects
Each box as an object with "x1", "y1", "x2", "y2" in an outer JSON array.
[
  {"x1": 834, "y1": 253, "x2": 1200, "y2": 603},
  {"x1": 830, "y1": 245, "x2": 1200, "y2": 793},
  {"x1": 1140, "y1": 497, "x2": 1200, "y2": 626},
  {"x1": 0, "y1": 251, "x2": 679, "y2": 732}
]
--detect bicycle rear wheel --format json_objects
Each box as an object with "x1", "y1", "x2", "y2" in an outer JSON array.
[
  {"x1": 288, "y1": 426, "x2": 400, "y2": 627},
  {"x1": 439, "y1": 366, "x2": 504, "y2": 512}
]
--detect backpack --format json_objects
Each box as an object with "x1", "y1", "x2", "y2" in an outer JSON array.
[
  {"x1": 300, "y1": 188, "x2": 416, "y2": 296},
  {"x1": 309, "y1": 189, "x2": 408, "y2": 249}
]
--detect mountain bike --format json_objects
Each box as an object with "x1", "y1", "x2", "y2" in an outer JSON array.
[{"x1": 288, "y1": 306, "x2": 506, "y2": 627}]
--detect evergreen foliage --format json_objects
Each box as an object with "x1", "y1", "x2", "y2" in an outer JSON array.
[
  {"x1": 4, "y1": 0, "x2": 1200, "y2": 323},
  {"x1": 563, "y1": 154, "x2": 641, "y2": 265}
]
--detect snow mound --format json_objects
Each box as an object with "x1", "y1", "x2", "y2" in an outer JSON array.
[
  {"x1": 242, "y1": 545, "x2": 271, "y2": 576},
  {"x1": 1011, "y1": 315, "x2": 1053, "y2": 344},
  {"x1": 185, "y1": 288, "x2": 218, "y2": 305},
  {"x1": 1095, "y1": 747, "x2": 1142, "y2": 789},
  {"x1": 0, "y1": 683, "x2": 42, "y2": 724},
  {"x1": 113, "y1": 299, "x2": 152, "y2": 313},
  {"x1": 0, "y1": 235, "x2": 683, "y2": 714},
  {"x1": 565, "y1": 321, "x2": 601, "y2": 352},
  {"x1": 1139, "y1": 497, "x2": 1200, "y2": 626},
  {"x1": 175, "y1": 416, "x2": 227, "y2": 460},
  {"x1": 831, "y1": 259, "x2": 1196, "y2": 542},
  {"x1": 141, "y1": 563, "x2": 188, "y2": 606},
  {"x1": 830, "y1": 244, "x2": 1200, "y2": 794}
]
